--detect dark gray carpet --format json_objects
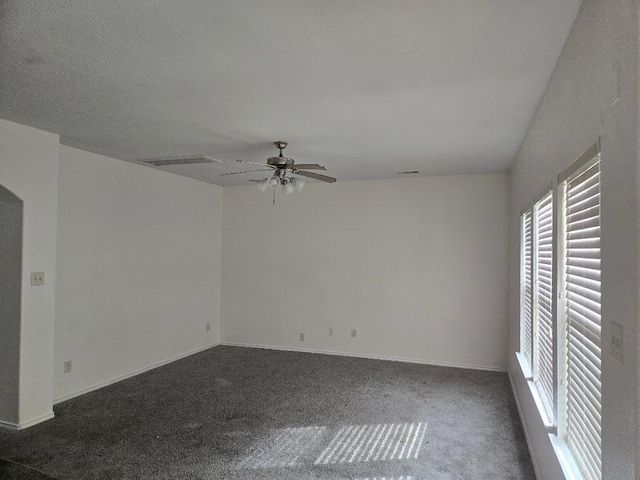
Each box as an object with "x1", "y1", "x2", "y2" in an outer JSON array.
[{"x1": 0, "y1": 346, "x2": 535, "y2": 479}]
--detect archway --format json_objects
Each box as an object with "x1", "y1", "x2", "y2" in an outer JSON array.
[{"x1": 0, "y1": 184, "x2": 23, "y2": 425}]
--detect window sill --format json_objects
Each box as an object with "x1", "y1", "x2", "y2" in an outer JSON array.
[
  {"x1": 550, "y1": 434, "x2": 585, "y2": 480},
  {"x1": 515, "y1": 352, "x2": 554, "y2": 430},
  {"x1": 515, "y1": 351, "x2": 532, "y2": 380},
  {"x1": 514, "y1": 353, "x2": 585, "y2": 479}
]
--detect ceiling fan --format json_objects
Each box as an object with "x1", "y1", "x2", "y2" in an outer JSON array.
[{"x1": 221, "y1": 141, "x2": 336, "y2": 199}]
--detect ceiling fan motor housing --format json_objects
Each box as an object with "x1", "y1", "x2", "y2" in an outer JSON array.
[{"x1": 267, "y1": 156, "x2": 295, "y2": 167}]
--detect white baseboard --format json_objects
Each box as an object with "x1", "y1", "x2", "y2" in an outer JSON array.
[
  {"x1": 0, "y1": 411, "x2": 55, "y2": 431},
  {"x1": 54, "y1": 343, "x2": 220, "y2": 405},
  {"x1": 221, "y1": 342, "x2": 506, "y2": 372},
  {"x1": 508, "y1": 369, "x2": 542, "y2": 480},
  {"x1": 0, "y1": 420, "x2": 19, "y2": 431}
]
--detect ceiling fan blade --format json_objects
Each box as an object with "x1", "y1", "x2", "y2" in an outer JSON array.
[
  {"x1": 236, "y1": 159, "x2": 276, "y2": 168},
  {"x1": 220, "y1": 169, "x2": 272, "y2": 176},
  {"x1": 296, "y1": 170, "x2": 337, "y2": 183},
  {"x1": 292, "y1": 164, "x2": 327, "y2": 170}
]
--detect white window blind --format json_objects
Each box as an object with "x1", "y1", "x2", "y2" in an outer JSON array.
[
  {"x1": 533, "y1": 192, "x2": 554, "y2": 420},
  {"x1": 561, "y1": 158, "x2": 601, "y2": 480},
  {"x1": 521, "y1": 211, "x2": 533, "y2": 369}
]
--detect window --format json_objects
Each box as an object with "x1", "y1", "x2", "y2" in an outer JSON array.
[
  {"x1": 558, "y1": 151, "x2": 602, "y2": 480},
  {"x1": 518, "y1": 142, "x2": 602, "y2": 479},
  {"x1": 533, "y1": 192, "x2": 554, "y2": 421},
  {"x1": 520, "y1": 191, "x2": 555, "y2": 423},
  {"x1": 520, "y1": 210, "x2": 533, "y2": 370}
]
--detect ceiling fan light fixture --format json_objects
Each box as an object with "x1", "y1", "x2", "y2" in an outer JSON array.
[
  {"x1": 268, "y1": 176, "x2": 280, "y2": 188},
  {"x1": 291, "y1": 177, "x2": 305, "y2": 192},
  {"x1": 257, "y1": 178, "x2": 270, "y2": 192},
  {"x1": 283, "y1": 181, "x2": 295, "y2": 194}
]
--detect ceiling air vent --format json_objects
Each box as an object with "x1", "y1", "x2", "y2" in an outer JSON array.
[
  {"x1": 397, "y1": 171, "x2": 419, "y2": 175},
  {"x1": 140, "y1": 155, "x2": 220, "y2": 167}
]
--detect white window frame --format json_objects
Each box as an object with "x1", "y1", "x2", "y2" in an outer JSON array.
[
  {"x1": 556, "y1": 142, "x2": 602, "y2": 480},
  {"x1": 519, "y1": 187, "x2": 556, "y2": 427},
  {"x1": 532, "y1": 190, "x2": 556, "y2": 424},
  {"x1": 520, "y1": 209, "x2": 534, "y2": 375}
]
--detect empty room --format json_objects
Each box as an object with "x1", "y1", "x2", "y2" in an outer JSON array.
[{"x1": 1, "y1": 1, "x2": 638, "y2": 479}]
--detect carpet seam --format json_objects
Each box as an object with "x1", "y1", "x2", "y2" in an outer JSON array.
[{"x1": 0, "y1": 457, "x2": 58, "y2": 479}]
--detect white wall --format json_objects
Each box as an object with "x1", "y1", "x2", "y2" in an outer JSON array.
[
  {"x1": 54, "y1": 146, "x2": 223, "y2": 401},
  {"x1": 222, "y1": 174, "x2": 509, "y2": 370},
  {"x1": 508, "y1": 1, "x2": 638, "y2": 478},
  {"x1": 0, "y1": 119, "x2": 59, "y2": 428}
]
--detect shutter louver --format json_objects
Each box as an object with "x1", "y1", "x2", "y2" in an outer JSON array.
[
  {"x1": 534, "y1": 193, "x2": 554, "y2": 420},
  {"x1": 562, "y1": 160, "x2": 601, "y2": 480},
  {"x1": 521, "y1": 211, "x2": 533, "y2": 369}
]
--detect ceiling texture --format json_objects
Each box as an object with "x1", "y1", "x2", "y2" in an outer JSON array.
[{"x1": 0, "y1": 1, "x2": 582, "y2": 186}]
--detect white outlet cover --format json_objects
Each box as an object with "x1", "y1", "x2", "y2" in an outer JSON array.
[{"x1": 30, "y1": 272, "x2": 45, "y2": 286}]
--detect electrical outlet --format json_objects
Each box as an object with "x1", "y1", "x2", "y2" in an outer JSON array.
[
  {"x1": 611, "y1": 322, "x2": 623, "y2": 364},
  {"x1": 351, "y1": 328, "x2": 357, "y2": 338},
  {"x1": 206, "y1": 323, "x2": 211, "y2": 332},
  {"x1": 30, "y1": 272, "x2": 45, "y2": 286},
  {"x1": 299, "y1": 333, "x2": 304, "y2": 341},
  {"x1": 64, "y1": 360, "x2": 72, "y2": 373},
  {"x1": 329, "y1": 328, "x2": 333, "y2": 336}
]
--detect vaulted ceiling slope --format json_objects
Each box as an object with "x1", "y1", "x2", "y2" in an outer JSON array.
[{"x1": 0, "y1": 1, "x2": 581, "y2": 185}]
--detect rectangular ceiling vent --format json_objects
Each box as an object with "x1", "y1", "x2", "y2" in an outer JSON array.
[
  {"x1": 140, "y1": 155, "x2": 220, "y2": 167},
  {"x1": 397, "y1": 170, "x2": 420, "y2": 175}
]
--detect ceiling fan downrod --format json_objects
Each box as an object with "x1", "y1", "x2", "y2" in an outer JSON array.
[{"x1": 275, "y1": 141, "x2": 287, "y2": 157}]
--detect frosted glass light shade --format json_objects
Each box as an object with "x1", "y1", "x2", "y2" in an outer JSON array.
[
  {"x1": 291, "y1": 177, "x2": 305, "y2": 192},
  {"x1": 269, "y1": 176, "x2": 280, "y2": 188},
  {"x1": 283, "y1": 182, "x2": 295, "y2": 194},
  {"x1": 257, "y1": 179, "x2": 269, "y2": 192}
]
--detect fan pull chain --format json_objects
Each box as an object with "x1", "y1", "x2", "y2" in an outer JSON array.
[{"x1": 273, "y1": 188, "x2": 276, "y2": 204}]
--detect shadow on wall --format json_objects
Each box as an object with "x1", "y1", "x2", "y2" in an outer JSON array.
[{"x1": 0, "y1": 184, "x2": 23, "y2": 424}]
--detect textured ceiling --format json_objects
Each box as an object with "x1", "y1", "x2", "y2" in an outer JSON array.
[{"x1": 0, "y1": 1, "x2": 581, "y2": 186}]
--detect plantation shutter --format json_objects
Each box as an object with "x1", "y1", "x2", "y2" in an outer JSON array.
[
  {"x1": 534, "y1": 192, "x2": 554, "y2": 419},
  {"x1": 562, "y1": 159, "x2": 601, "y2": 480},
  {"x1": 521, "y1": 211, "x2": 533, "y2": 369}
]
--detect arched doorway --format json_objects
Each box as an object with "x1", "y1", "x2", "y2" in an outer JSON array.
[{"x1": 0, "y1": 184, "x2": 23, "y2": 425}]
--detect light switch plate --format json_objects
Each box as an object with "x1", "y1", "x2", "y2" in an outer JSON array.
[{"x1": 611, "y1": 322, "x2": 623, "y2": 364}]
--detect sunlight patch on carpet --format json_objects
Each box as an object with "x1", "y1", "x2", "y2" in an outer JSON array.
[
  {"x1": 234, "y1": 426, "x2": 326, "y2": 469},
  {"x1": 350, "y1": 477, "x2": 415, "y2": 480},
  {"x1": 315, "y1": 422, "x2": 427, "y2": 464}
]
